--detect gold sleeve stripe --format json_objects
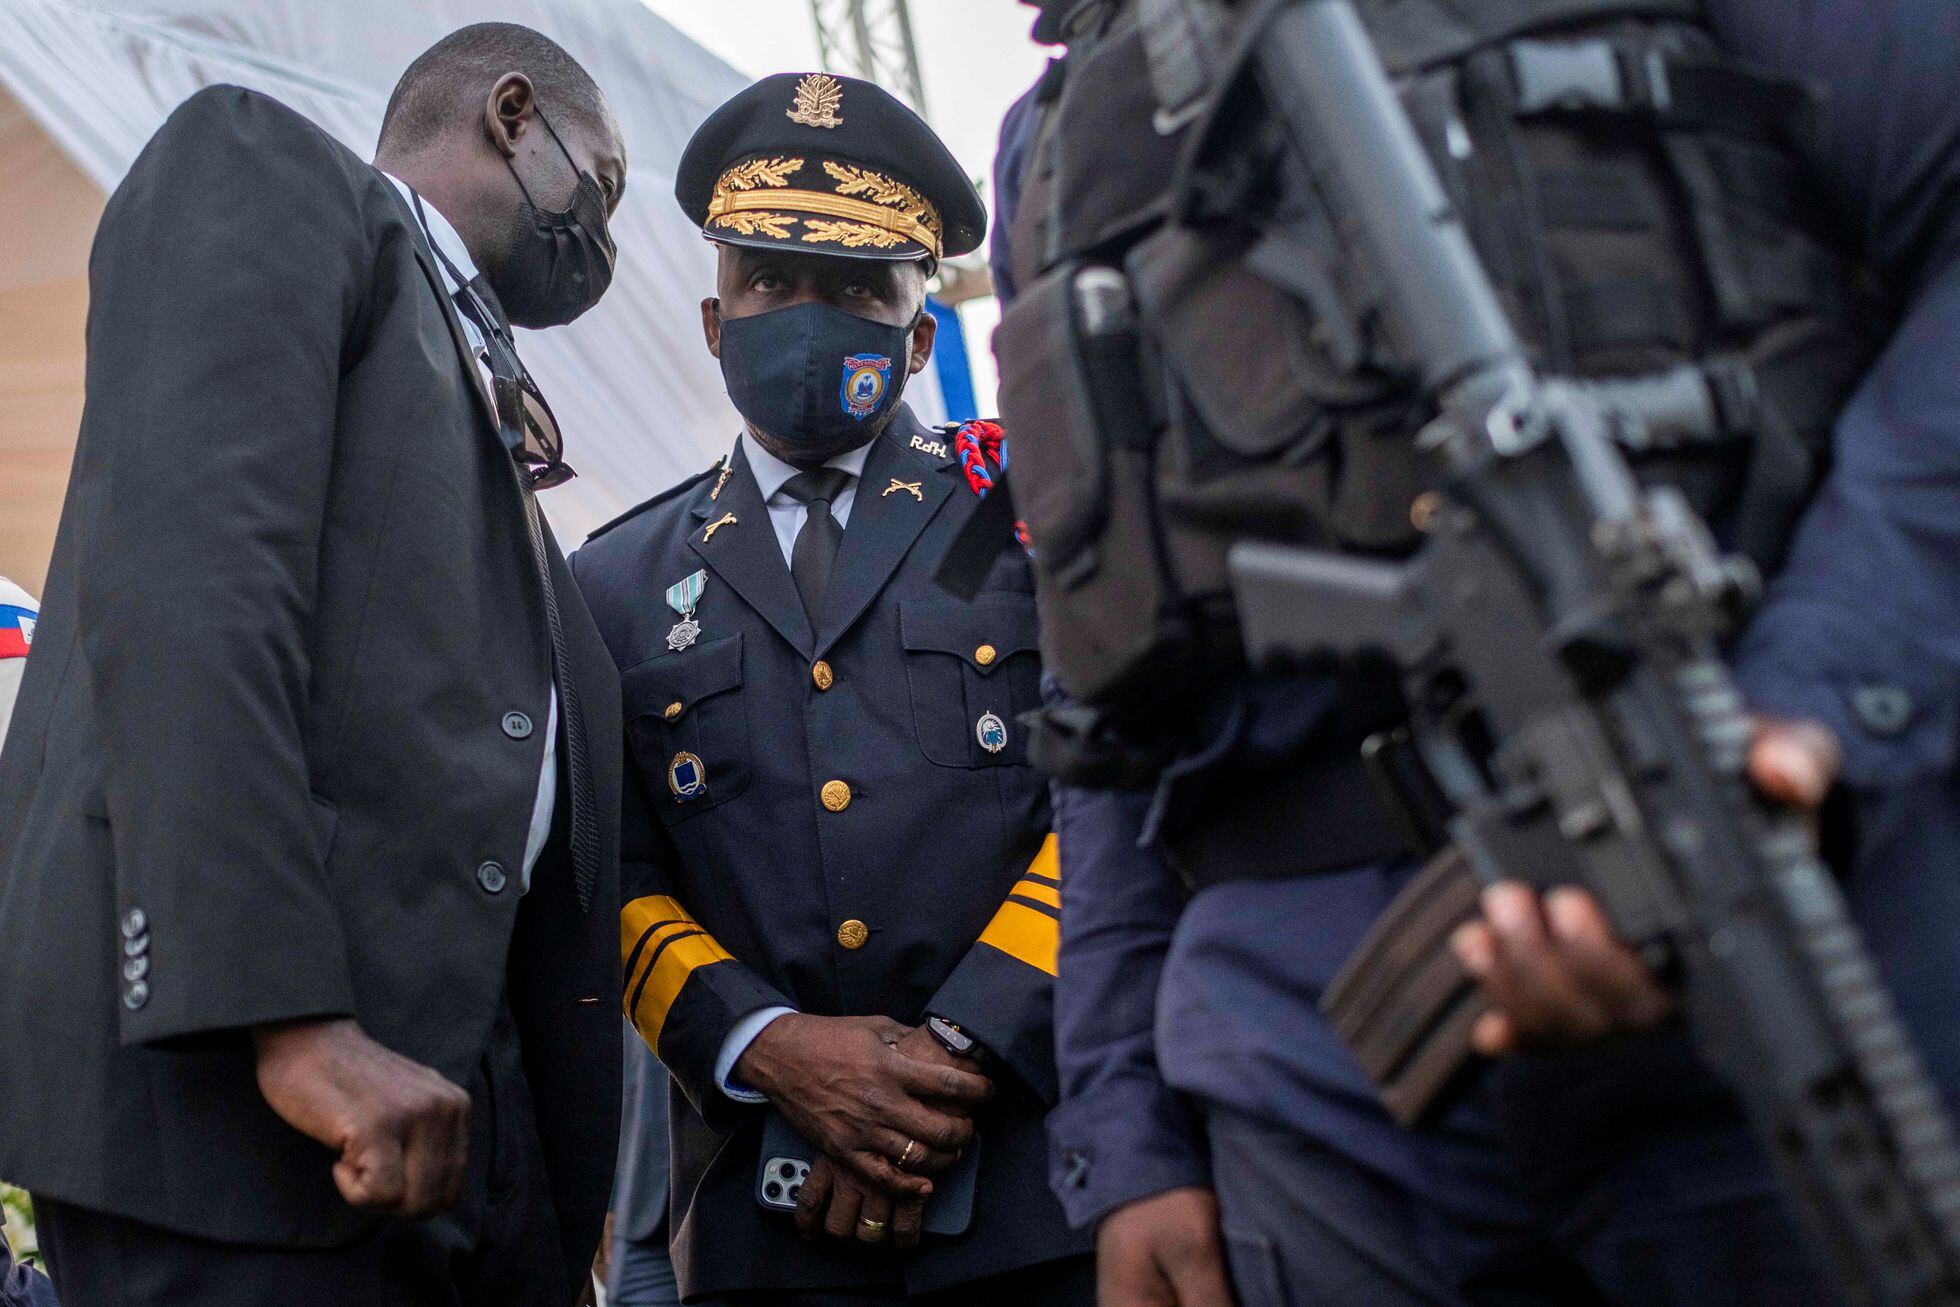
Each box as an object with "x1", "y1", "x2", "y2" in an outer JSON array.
[
  {"x1": 1011, "y1": 878, "x2": 1061, "y2": 910},
  {"x1": 973, "y1": 833, "x2": 1063, "y2": 975},
  {"x1": 620, "y1": 895, "x2": 735, "y2": 1050},
  {"x1": 1024, "y1": 833, "x2": 1060, "y2": 885},
  {"x1": 978, "y1": 900, "x2": 1060, "y2": 977}
]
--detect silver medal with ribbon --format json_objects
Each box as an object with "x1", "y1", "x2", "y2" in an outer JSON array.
[{"x1": 666, "y1": 569, "x2": 707, "y2": 651}]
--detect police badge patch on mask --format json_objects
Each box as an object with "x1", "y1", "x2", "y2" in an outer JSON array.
[{"x1": 841, "y1": 354, "x2": 892, "y2": 420}]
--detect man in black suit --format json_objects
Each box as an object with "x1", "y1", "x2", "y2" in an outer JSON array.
[{"x1": 0, "y1": 24, "x2": 628, "y2": 1306}]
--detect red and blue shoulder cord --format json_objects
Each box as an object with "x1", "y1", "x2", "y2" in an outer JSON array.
[{"x1": 953, "y1": 420, "x2": 1033, "y2": 551}]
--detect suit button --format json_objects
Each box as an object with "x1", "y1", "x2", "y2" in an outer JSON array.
[
  {"x1": 476, "y1": 860, "x2": 509, "y2": 894},
  {"x1": 974, "y1": 644, "x2": 998, "y2": 667},
  {"x1": 837, "y1": 919, "x2": 870, "y2": 950},
  {"x1": 663, "y1": 700, "x2": 684, "y2": 721},
  {"x1": 120, "y1": 908, "x2": 147, "y2": 938},
  {"x1": 122, "y1": 980, "x2": 150, "y2": 1011},
  {"x1": 123, "y1": 933, "x2": 149, "y2": 958},
  {"x1": 812, "y1": 660, "x2": 835, "y2": 692},
  {"x1": 502, "y1": 711, "x2": 533, "y2": 740},
  {"x1": 123, "y1": 955, "x2": 150, "y2": 982},
  {"x1": 820, "y1": 780, "x2": 852, "y2": 813}
]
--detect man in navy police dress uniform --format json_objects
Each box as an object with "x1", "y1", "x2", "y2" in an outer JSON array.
[{"x1": 573, "y1": 72, "x2": 1091, "y2": 1307}]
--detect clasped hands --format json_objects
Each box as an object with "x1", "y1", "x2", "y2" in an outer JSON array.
[{"x1": 734, "y1": 1013, "x2": 992, "y2": 1251}]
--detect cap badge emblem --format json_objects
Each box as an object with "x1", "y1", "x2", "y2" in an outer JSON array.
[{"x1": 787, "y1": 73, "x2": 844, "y2": 130}]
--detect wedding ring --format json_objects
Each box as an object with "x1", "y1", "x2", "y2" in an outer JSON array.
[
  {"x1": 859, "y1": 1218, "x2": 888, "y2": 1234},
  {"x1": 899, "y1": 1139, "x2": 922, "y2": 1171}
]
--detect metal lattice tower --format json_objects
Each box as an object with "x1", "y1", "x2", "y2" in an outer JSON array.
[{"x1": 810, "y1": 0, "x2": 929, "y2": 119}]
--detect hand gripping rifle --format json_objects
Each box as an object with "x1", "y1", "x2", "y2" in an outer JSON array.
[{"x1": 1216, "y1": 3, "x2": 1960, "y2": 1301}]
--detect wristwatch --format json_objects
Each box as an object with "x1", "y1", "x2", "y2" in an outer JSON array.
[{"x1": 926, "y1": 1014, "x2": 982, "y2": 1061}]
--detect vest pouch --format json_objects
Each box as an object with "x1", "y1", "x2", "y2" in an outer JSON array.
[
  {"x1": 995, "y1": 259, "x2": 1190, "y2": 706},
  {"x1": 1129, "y1": 221, "x2": 1427, "y2": 565}
]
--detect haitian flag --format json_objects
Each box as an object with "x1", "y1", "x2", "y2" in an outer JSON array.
[{"x1": 0, "y1": 604, "x2": 35, "y2": 660}]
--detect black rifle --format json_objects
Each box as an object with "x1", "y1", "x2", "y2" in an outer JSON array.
[{"x1": 1214, "y1": 2, "x2": 1960, "y2": 1302}]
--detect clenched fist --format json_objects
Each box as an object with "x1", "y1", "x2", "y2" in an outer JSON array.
[{"x1": 253, "y1": 1017, "x2": 472, "y2": 1218}]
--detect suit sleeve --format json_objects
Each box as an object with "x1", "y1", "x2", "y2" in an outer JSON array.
[
  {"x1": 925, "y1": 828, "x2": 1063, "y2": 1104},
  {"x1": 77, "y1": 87, "x2": 370, "y2": 1046},
  {"x1": 617, "y1": 737, "x2": 793, "y2": 1125},
  {"x1": 1042, "y1": 778, "x2": 1211, "y2": 1229}
]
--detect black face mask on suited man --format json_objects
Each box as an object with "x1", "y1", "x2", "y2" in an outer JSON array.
[{"x1": 491, "y1": 105, "x2": 617, "y2": 328}]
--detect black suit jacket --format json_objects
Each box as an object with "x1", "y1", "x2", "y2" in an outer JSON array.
[{"x1": 0, "y1": 87, "x2": 621, "y2": 1282}]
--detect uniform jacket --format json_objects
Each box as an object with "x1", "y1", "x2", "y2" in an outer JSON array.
[
  {"x1": 572, "y1": 408, "x2": 1088, "y2": 1298},
  {"x1": 0, "y1": 87, "x2": 621, "y2": 1284}
]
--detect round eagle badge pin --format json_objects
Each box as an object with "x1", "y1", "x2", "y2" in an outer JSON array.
[
  {"x1": 976, "y1": 711, "x2": 1009, "y2": 755},
  {"x1": 668, "y1": 750, "x2": 708, "y2": 801}
]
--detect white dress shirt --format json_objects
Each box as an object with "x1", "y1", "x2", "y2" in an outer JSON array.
[
  {"x1": 387, "y1": 174, "x2": 558, "y2": 893},
  {"x1": 710, "y1": 433, "x2": 878, "y2": 1100}
]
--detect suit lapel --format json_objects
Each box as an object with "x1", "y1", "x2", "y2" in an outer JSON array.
[
  {"x1": 381, "y1": 180, "x2": 500, "y2": 439},
  {"x1": 689, "y1": 443, "x2": 816, "y2": 658},
  {"x1": 815, "y1": 411, "x2": 956, "y2": 658}
]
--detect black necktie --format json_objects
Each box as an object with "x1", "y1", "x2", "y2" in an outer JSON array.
[{"x1": 782, "y1": 468, "x2": 854, "y2": 626}]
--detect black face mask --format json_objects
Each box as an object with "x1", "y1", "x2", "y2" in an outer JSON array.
[
  {"x1": 490, "y1": 107, "x2": 617, "y2": 328},
  {"x1": 717, "y1": 300, "x2": 914, "y2": 453}
]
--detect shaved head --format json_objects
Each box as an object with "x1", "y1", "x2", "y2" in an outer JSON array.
[{"x1": 378, "y1": 22, "x2": 609, "y2": 156}]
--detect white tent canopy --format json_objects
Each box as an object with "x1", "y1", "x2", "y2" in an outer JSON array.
[{"x1": 0, "y1": 0, "x2": 949, "y2": 593}]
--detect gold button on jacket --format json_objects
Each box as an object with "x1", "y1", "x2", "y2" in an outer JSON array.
[
  {"x1": 836, "y1": 919, "x2": 870, "y2": 950},
  {"x1": 812, "y1": 660, "x2": 835, "y2": 691},
  {"x1": 974, "y1": 644, "x2": 998, "y2": 667},
  {"x1": 820, "y1": 780, "x2": 852, "y2": 812}
]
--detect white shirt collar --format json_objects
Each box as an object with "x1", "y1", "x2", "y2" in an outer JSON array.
[
  {"x1": 744, "y1": 432, "x2": 875, "y2": 504},
  {"x1": 383, "y1": 173, "x2": 480, "y2": 293}
]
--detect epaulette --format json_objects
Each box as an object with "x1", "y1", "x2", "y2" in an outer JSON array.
[{"x1": 585, "y1": 457, "x2": 724, "y2": 543}]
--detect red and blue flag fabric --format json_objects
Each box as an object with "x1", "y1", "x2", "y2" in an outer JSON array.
[{"x1": 0, "y1": 604, "x2": 35, "y2": 660}]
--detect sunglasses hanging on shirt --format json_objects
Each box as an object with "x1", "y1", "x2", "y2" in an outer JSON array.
[{"x1": 415, "y1": 192, "x2": 579, "y2": 492}]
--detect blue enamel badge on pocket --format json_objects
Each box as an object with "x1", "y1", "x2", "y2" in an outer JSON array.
[{"x1": 668, "y1": 751, "x2": 707, "y2": 801}]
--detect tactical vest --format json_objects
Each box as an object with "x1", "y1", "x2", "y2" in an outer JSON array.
[{"x1": 995, "y1": 0, "x2": 1886, "y2": 721}]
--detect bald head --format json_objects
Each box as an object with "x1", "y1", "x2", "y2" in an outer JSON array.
[{"x1": 378, "y1": 22, "x2": 611, "y2": 158}]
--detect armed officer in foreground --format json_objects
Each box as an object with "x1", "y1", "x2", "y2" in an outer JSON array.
[
  {"x1": 573, "y1": 73, "x2": 1091, "y2": 1306},
  {"x1": 988, "y1": 0, "x2": 1960, "y2": 1303}
]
